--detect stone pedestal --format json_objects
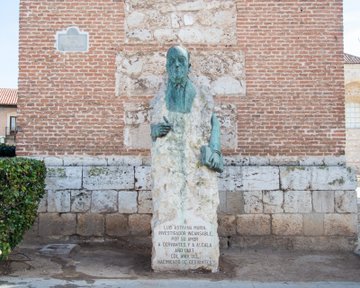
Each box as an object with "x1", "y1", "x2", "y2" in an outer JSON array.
[
  {"x1": 152, "y1": 216, "x2": 219, "y2": 272},
  {"x1": 151, "y1": 76, "x2": 220, "y2": 272}
]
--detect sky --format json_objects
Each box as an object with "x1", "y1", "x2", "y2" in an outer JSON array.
[{"x1": 0, "y1": 0, "x2": 359, "y2": 88}]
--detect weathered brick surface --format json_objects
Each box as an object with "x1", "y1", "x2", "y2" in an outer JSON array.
[
  {"x1": 263, "y1": 190, "x2": 283, "y2": 214},
  {"x1": 47, "y1": 190, "x2": 71, "y2": 213},
  {"x1": 324, "y1": 214, "x2": 358, "y2": 236},
  {"x1": 39, "y1": 213, "x2": 76, "y2": 236},
  {"x1": 303, "y1": 214, "x2": 324, "y2": 236},
  {"x1": 129, "y1": 214, "x2": 151, "y2": 236},
  {"x1": 243, "y1": 191, "x2": 263, "y2": 214},
  {"x1": 77, "y1": 213, "x2": 104, "y2": 236},
  {"x1": 312, "y1": 191, "x2": 335, "y2": 213},
  {"x1": 272, "y1": 214, "x2": 303, "y2": 236},
  {"x1": 91, "y1": 190, "x2": 118, "y2": 213},
  {"x1": 283, "y1": 191, "x2": 312, "y2": 213},
  {"x1": 218, "y1": 214, "x2": 236, "y2": 237},
  {"x1": 138, "y1": 190, "x2": 152, "y2": 214},
  {"x1": 225, "y1": 191, "x2": 244, "y2": 214},
  {"x1": 311, "y1": 167, "x2": 357, "y2": 191},
  {"x1": 106, "y1": 214, "x2": 129, "y2": 237},
  {"x1": 118, "y1": 191, "x2": 138, "y2": 214},
  {"x1": 83, "y1": 166, "x2": 134, "y2": 190},
  {"x1": 135, "y1": 166, "x2": 152, "y2": 190},
  {"x1": 46, "y1": 167, "x2": 82, "y2": 190},
  {"x1": 237, "y1": 214, "x2": 271, "y2": 236},
  {"x1": 71, "y1": 190, "x2": 92, "y2": 213},
  {"x1": 334, "y1": 191, "x2": 358, "y2": 213},
  {"x1": 280, "y1": 167, "x2": 311, "y2": 190},
  {"x1": 242, "y1": 167, "x2": 279, "y2": 191}
]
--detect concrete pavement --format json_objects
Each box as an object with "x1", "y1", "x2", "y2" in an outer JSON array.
[{"x1": 1, "y1": 278, "x2": 360, "y2": 288}]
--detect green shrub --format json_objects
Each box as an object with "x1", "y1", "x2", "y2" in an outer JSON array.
[
  {"x1": 0, "y1": 144, "x2": 16, "y2": 157},
  {"x1": 0, "y1": 158, "x2": 46, "y2": 260}
]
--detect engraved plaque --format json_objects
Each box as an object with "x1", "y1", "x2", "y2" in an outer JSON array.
[{"x1": 56, "y1": 27, "x2": 89, "y2": 52}]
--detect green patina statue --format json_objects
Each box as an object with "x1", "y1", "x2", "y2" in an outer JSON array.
[{"x1": 151, "y1": 45, "x2": 223, "y2": 173}]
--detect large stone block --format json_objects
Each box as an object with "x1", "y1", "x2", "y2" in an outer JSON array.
[
  {"x1": 116, "y1": 50, "x2": 245, "y2": 98},
  {"x1": 242, "y1": 166, "x2": 280, "y2": 191},
  {"x1": 218, "y1": 166, "x2": 242, "y2": 191},
  {"x1": 135, "y1": 166, "x2": 152, "y2": 190},
  {"x1": 39, "y1": 213, "x2": 76, "y2": 236},
  {"x1": 107, "y1": 156, "x2": 143, "y2": 166},
  {"x1": 218, "y1": 214, "x2": 236, "y2": 236},
  {"x1": 272, "y1": 214, "x2": 303, "y2": 236},
  {"x1": 83, "y1": 166, "x2": 134, "y2": 190},
  {"x1": 43, "y1": 157, "x2": 63, "y2": 166},
  {"x1": 71, "y1": 190, "x2": 92, "y2": 212},
  {"x1": 263, "y1": 190, "x2": 283, "y2": 213},
  {"x1": 129, "y1": 214, "x2": 151, "y2": 236},
  {"x1": 77, "y1": 213, "x2": 104, "y2": 236},
  {"x1": 225, "y1": 191, "x2": 244, "y2": 214},
  {"x1": 280, "y1": 166, "x2": 311, "y2": 190},
  {"x1": 334, "y1": 191, "x2": 358, "y2": 213},
  {"x1": 118, "y1": 191, "x2": 138, "y2": 213},
  {"x1": 311, "y1": 166, "x2": 357, "y2": 190},
  {"x1": 37, "y1": 193, "x2": 47, "y2": 213},
  {"x1": 283, "y1": 191, "x2": 312, "y2": 213},
  {"x1": 47, "y1": 190, "x2": 71, "y2": 213},
  {"x1": 138, "y1": 190, "x2": 152, "y2": 214},
  {"x1": 124, "y1": 0, "x2": 237, "y2": 45},
  {"x1": 219, "y1": 166, "x2": 279, "y2": 192},
  {"x1": 312, "y1": 191, "x2": 334, "y2": 213},
  {"x1": 46, "y1": 167, "x2": 82, "y2": 190},
  {"x1": 243, "y1": 191, "x2": 263, "y2": 214},
  {"x1": 303, "y1": 214, "x2": 324, "y2": 236},
  {"x1": 106, "y1": 214, "x2": 129, "y2": 237},
  {"x1": 91, "y1": 190, "x2": 118, "y2": 213},
  {"x1": 324, "y1": 214, "x2": 357, "y2": 236},
  {"x1": 218, "y1": 191, "x2": 227, "y2": 213},
  {"x1": 63, "y1": 156, "x2": 107, "y2": 166},
  {"x1": 236, "y1": 214, "x2": 271, "y2": 236}
]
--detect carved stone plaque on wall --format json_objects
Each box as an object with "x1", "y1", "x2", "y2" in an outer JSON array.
[{"x1": 56, "y1": 27, "x2": 89, "y2": 52}]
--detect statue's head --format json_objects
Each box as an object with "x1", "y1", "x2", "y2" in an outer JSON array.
[{"x1": 166, "y1": 45, "x2": 190, "y2": 85}]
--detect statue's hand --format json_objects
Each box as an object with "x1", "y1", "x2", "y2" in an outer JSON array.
[
  {"x1": 208, "y1": 151, "x2": 222, "y2": 172},
  {"x1": 151, "y1": 122, "x2": 172, "y2": 141}
]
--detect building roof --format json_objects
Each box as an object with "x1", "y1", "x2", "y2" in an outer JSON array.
[
  {"x1": 344, "y1": 53, "x2": 360, "y2": 64},
  {"x1": 0, "y1": 88, "x2": 18, "y2": 105}
]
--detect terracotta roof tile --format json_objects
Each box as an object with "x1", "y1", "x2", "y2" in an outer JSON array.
[
  {"x1": 0, "y1": 88, "x2": 18, "y2": 105},
  {"x1": 344, "y1": 53, "x2": 360, "y2": 64}
]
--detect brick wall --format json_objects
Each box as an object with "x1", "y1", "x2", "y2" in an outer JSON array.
[{"x1": 18, "y1": 0, "x2": 345, "y2": 156}]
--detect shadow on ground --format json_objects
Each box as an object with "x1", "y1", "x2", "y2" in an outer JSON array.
[{"x1": 1, "y1": 241, "x2": 360, "y2": 283}]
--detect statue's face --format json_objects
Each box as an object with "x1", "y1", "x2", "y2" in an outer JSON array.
[{"x1": 166, "y1": 46, "x2": 189, "y2": 84}]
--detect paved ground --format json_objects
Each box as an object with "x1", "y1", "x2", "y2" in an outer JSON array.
[{"x1": 1, "y1": 241, "x2": 360, "y2": 288}]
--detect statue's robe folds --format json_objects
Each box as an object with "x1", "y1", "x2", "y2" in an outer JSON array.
[{"x1": 151, "y1": 76, "x2": 219, "y2": 272}]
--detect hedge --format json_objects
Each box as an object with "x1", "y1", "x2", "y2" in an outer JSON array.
[{"x1": 0, "y1": 158, "x2": 46, "y2": 260}]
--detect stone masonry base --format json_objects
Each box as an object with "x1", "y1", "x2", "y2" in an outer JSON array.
[{"x1": 24, "y1": 156, "x2": 358, "y2": 251}]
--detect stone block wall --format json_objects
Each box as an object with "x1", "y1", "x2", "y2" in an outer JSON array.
[{"x1": 27, "y1": 156, "x2": 358, "y2": 251}]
